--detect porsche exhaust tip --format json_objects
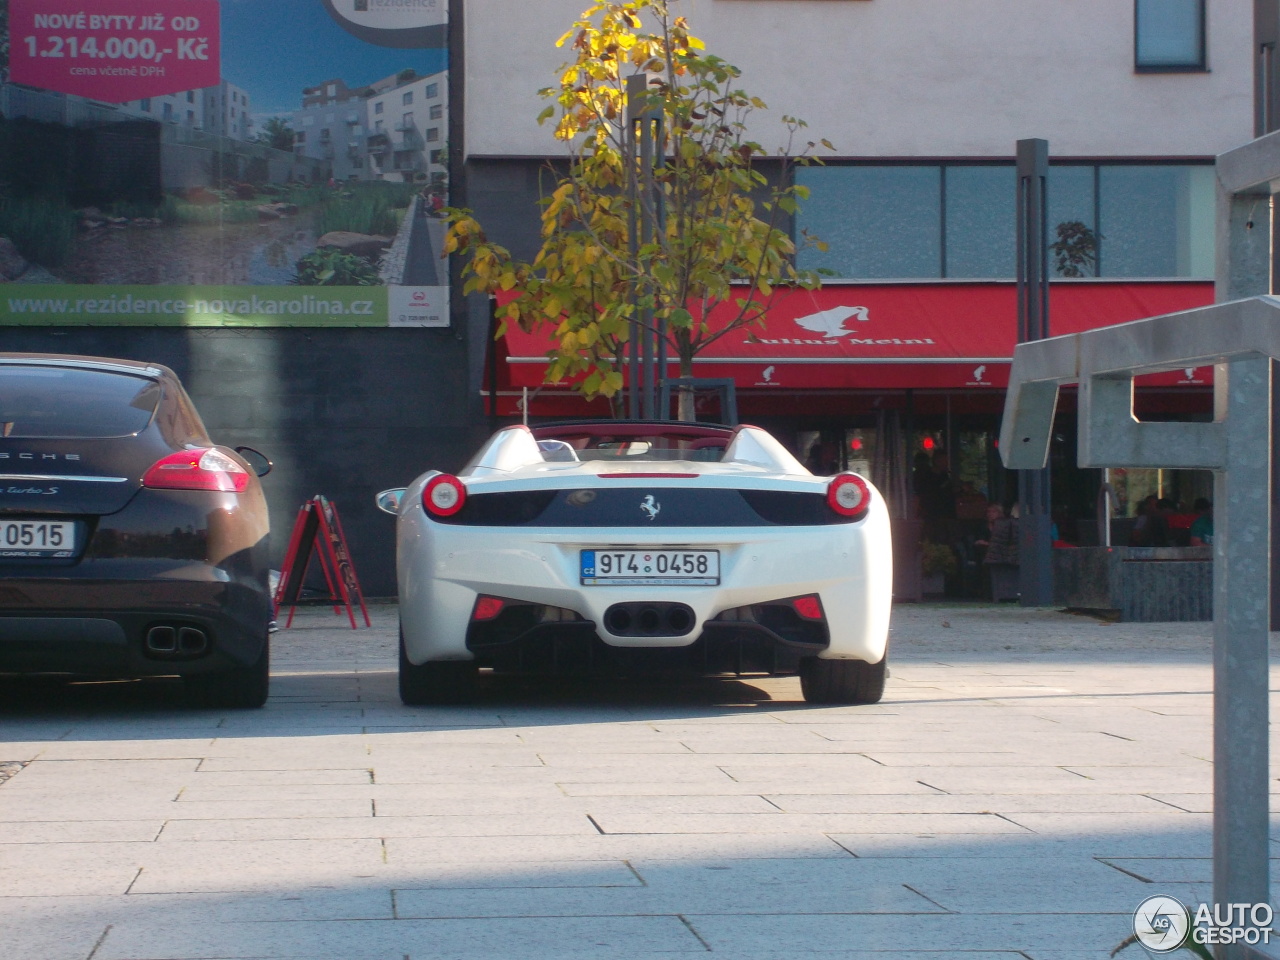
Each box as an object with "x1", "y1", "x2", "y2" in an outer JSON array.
[
  {"x1": 145, "y1": 625, "x2": 177, "y2": 653},
  {"x1": 178, "y1": 627, "x2": 208, "y2": 655},
  {"x1": 145, "y1": 624, "x2": 208, "y2": 657}
]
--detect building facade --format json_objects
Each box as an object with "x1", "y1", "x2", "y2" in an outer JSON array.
[{"x1": 460, "y1": 0, "x2": 1250, "y2": 572}]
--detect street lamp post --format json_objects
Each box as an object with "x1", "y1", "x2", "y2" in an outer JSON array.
[
  {"x1": 1015, "y1": 137, "x2": 1054, "y2": 606},
  {"x1": 626, "y1": 73, "x2": 666, "y2": 419}
]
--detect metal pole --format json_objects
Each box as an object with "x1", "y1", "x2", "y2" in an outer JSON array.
[
  {"x1": 638, "y1": 104, "x2": 655, "y2": 419},
  {"x1": 1214, "y1": 357, "x2": 1271, "y2": 958},
  {"x1": 1256, "y1": 0, "x2": 1280, "y2": 138},
  {"x1": 626, "y1": 74, "x2": 644, "y2": 419},
  {"x1": 654, "y1": 114, "x2": 668, "y2": 419},
  {"x1": 1015, "y1": 138, "x2": 1054, "y2": 605},
  {"x1": 627, "y1": 73, "x2": 665, "y2": 419}
]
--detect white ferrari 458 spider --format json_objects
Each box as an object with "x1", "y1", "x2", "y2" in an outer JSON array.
[{"x1": 376, "y1": 420, "x2": 892, "y2": 705}]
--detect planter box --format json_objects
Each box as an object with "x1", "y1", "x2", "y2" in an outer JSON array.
[
  {"x1": 921, "y1": 572, "x2": 945, "y2": 596},
  {"x1": 1053, "y1": 546, "x2": 1212, "y2": 622}
]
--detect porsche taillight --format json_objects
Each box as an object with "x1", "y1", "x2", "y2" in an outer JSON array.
[
  {"x1": 423, "y1": 474, "x2": 467, "y2": 517},
  {"x1": 142, "y1": 448, "x2": 249, "y2": 493},
  {"x1": 827, "y1": 473, "x2": 870, "y2": 518}
]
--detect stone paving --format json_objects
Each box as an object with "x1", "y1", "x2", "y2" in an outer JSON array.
[{"x1": 0, "y1": 602, "x2": 1274, "y2": 959}]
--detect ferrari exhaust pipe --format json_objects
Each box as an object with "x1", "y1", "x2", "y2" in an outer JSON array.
[
  {"x1": 604, "y1": 603, "x2": 696, "y2": 638},
  {"x1": 605, "y1": 606, "x2": 633, "y2": 634},
  {"x1": 665, "y1": 606, "x2": 693, "y2": 634}
]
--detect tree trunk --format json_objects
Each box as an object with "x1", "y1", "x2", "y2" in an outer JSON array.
[{"x1": 676, "y1": 355, "x2": 695, "y2": 421}]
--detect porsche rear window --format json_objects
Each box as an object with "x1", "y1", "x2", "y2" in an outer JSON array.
[{"x1": 0, "y1": 367, "x2": 160, "y2": 438}]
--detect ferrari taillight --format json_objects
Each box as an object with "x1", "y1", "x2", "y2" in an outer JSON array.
[
  {"x1": 792, "y1": 594, "x2": 824, "y2": 620},
  {"x1": 827, "y1": 473, "x2": 870, "y2": 518},
  {"x1": 423, "y1": 474, "x2": 466, "y2": 517},
  {"x1": 142, "y1": 448, "x2": 249, "y2": 493},
  {"x1": 471, "y1": 596, "x2": 505, "y2": 621}
]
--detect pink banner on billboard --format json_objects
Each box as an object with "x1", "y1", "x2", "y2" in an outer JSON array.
[{"x1": 9, "y1": 0, "x2": 221, "y2": 103}]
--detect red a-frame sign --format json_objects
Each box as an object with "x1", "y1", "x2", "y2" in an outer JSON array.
[{"x1": 273, "y1": 495, "x2": 371, "y2": 629}]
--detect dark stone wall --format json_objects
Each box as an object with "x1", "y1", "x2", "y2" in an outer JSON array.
[
  {"x1": 466, "y1": 158, "x2": 566, "y2": 263},
  {"x1": 3, "y1": 327, "x2": 485, "y2": 597}
]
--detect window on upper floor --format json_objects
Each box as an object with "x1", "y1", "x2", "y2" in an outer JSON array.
[
  {"x1": 426, "y1": 127, "x2": 440, "y2": 142},
  {"x1": 425, "y1": 83, "x2": 439, "y2": 99},
  {"x1": 403, "y1": 91, "x2": 413, "y2": 105},
  {"x1": 430, "y1": 104, "x2": 443, "y2": 120},
  {"x1": 1135, "y1": 0, "x2": 1206, "y2": 72},
  {"x1": 796, "y1": 161, "x2": 1215, "y2": 281},
  {"x1": 375, "y1": 102, "x2": 385, "y2": 115}
]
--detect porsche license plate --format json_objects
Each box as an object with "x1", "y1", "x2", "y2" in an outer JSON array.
[
  {"x1": 581, "y1": 549, "x2": 719, "y2": 586},
  {"x1": 0, "y1": 519, "x2": 76, "y2": 558}
]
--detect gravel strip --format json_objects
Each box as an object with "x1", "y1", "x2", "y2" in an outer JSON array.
[
  {"x1": 0, "y1": 761, "x2": 26, "y2": 785},
  {"x1": 889, "y1": 601, "x2": 1234, "y2": 656}
]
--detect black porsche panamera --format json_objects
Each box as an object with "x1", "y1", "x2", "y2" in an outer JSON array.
[{"x1": 0, "y1": 354, "x2": 274, "y2": 707}]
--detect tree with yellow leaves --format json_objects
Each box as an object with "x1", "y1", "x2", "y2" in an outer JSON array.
[{"x1": 444, "y1": 0, "x2": 828, "y2": 418}]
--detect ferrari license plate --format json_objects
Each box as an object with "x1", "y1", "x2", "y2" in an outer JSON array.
[
  {"x1": 580, "y1": 549, "x2": 719, "y2": 586},
  {"x1": 0, "y1": 519, "x2": 76, "y2": 558}
]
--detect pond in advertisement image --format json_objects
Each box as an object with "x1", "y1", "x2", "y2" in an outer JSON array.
[
  {"x1": 59, "y1": 214, "x2": 315, "y2": 286},
  {"x1": 12, "y1": 180, "x2": 438, "y2": 288}
]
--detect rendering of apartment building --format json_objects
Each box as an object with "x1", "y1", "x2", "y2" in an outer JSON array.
[{"x1": 292, "y1": 70, "x2": 448, "y2": 184}]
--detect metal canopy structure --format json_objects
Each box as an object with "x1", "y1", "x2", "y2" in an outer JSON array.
[{"x1": 999, "y1": 296, "x2": 1278, "y2": 959}]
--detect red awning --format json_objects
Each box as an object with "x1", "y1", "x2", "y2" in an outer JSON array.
[{"x1": 498, "y1": 280, "x2": 1215, "y2": 390}]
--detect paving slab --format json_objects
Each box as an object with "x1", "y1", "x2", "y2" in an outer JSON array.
[{"x1": 0, "y1": 601, "x2": 1275, "y2": 958}]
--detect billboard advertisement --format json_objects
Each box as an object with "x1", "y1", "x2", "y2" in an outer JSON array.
[{"x1": 0, "y1": 0, "x2": 449, "y2": 326}]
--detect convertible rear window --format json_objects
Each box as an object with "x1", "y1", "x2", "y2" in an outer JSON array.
[
  {"x1": 534, "y1": 425, "x2": 733, "y2": 463},
  {"x1": 0, "y1": 367, "x2": 160, "y2": 438}
]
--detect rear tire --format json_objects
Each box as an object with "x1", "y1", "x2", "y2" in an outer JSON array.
[
  {"x1": 185, "y1": 639, "x2": 270, "y2": 709},
  {"x1": 799, "y1": 655, "x2": 886, "y2": 704},
  {"x1": 399, "y1": 630, "x2": 477, "y2": 705}
]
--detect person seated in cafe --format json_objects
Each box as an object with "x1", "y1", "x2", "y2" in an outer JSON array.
[
  {"x1": 1129, "y1": 494, "x2": 1171, "y2": 547},
  {"x1": 1189, "y1": 497, "x2": 1214, "y2": 547}
]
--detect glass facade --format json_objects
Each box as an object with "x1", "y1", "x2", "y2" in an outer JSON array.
[
  {"x1": 796, "y1": 166, "x2": 940, "y2": 279},
  {"x1": 1098, "y1": 165, "x2": 1214, "y2": 278},
  {"x1": 944, "y1": 166, "x2": 1015, "y2": 279},
  {"x1": 797, "y1": 162, "x2": 1214, "y2": 281}
]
